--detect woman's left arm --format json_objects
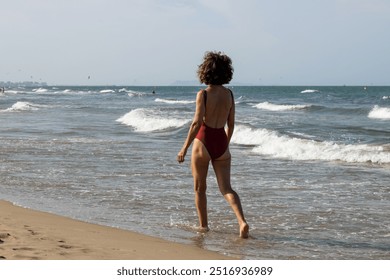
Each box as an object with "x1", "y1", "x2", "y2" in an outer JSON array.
[{"x1": 226, "y1": 92, "x2": 235, "y2": 143}]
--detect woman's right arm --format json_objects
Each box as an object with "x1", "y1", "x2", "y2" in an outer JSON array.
[{"x1": 177, "y1": 90, "x2": 205, "y2": 163}]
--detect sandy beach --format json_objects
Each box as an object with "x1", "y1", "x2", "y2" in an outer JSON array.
[{"x1": 0, "y1": 200, "x2": 233, "y2": 260}]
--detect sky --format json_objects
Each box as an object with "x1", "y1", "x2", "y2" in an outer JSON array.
[{"x1": 1, "y1": 0, "x2": 390, "y2": 86}]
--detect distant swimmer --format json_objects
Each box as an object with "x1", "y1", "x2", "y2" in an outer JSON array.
[{"x1": 0, "y1": 87, "x2": 4, "y2": 93}]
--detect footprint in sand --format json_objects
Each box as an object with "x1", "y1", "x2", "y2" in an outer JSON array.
[
  {"x1": 58, "y1": 240, "x2": 73, "y2": 249},
  {"x1": 12, "y1": 247, "x2": 35, "y2": 251},
  {"x1": 0, "y1": 233, "x2": 11, "y2": 239},
  {"x1": 27, "y1": 229, "x2": 38, "y2": 235},
  {"x1": 24, "y1": 225, "x2": 38, "y2": 236},
  {"x1": 0, "y1": 233, "x2": 11, "y2": 245}
]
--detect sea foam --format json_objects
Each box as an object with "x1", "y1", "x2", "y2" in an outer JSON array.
[
  {"x1": 1, "y1": 90, "x2": 19, "y2": 95},
  {"x1": 232, "y1": 125, "x2": 390, "y2": 164},
  {"x1": 368, "y1": 105, "x2": 390, "y2": 120},
  {"x1": 127, "y1": 90, "x2": 152, "y2": 97},
  {"x1": 301, "y1": 89, "x2": 319, "y2": 93},
  {"x1": 32, "y1": 88, "x2": 48, "y2": 93},
  {"x1": 253, "y1": 102, "x2": 310, "y2": 111},
  {"x1": 2, "y1": 101, "x2": 41, "y2": 112},
  {"x1": 155, "y1": 98, "x2": 195, "y2": 105},
  {"x1": 116, "y1": 108, "x2": 189, "y2": 132},
  {"x1": 100, "y1": 89, "x2": 115, "y2": 93}
]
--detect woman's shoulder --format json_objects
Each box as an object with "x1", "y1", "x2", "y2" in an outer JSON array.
[
  {"x1": 196, "y1": 88, "x2": 207, "y2": 95},
  {"x1": 195, "y1": 89, "x2": 207, "y2": 106}
]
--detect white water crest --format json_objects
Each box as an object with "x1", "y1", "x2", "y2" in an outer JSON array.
[
  {"x1": 382, "y1": 96, "x2": 389, "y2": 100},
  {"x1": 301, "y1": 89, "x2": 319, "y2": 93},
  {"x1": 155, "y1": 98, "x2": 195, "y2": 105},
  {"x1": 116, "y1": 108, "x2": 189, "y2": 132},
  {"x1": 127, "y1": 90, "x2": 153, "y2": 97},
  {"x1": 253, "y1": 102, "x2": 310, "y2": 111},
  {"x1": 2, "y1": 101, "x2": 41, "y2": 112},
  {"x1": 53, "y1": 89, "x2": 90, "y2": 94},
  {"x1": 368, "y1": 105, "x2": 390, "y2": 120},
  {"x1": 99, "y1": 89, "x2": 115, "y2": 93},
  {"x1": 232, "y1": 125, "x2": 390, "y2": 164},
  {"x1": 32, "y1": 88, "x2": 48, "y2": 93},
  {"x1": 1, "y1": 90, "x2": 19, "y2": 95}
]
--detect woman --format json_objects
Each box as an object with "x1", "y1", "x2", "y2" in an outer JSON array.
[{"x1": 177, "y1": 51, "x2": 249, "y2": 238}]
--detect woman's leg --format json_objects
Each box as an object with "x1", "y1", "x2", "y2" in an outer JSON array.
[
  {"x1": 191, "y1": 139, "x2": 211, "y2": 230},
  {"x1": 212, "y1": 149, "x2": 249, "y2": 238}
]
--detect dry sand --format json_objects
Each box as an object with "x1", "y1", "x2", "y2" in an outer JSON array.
[{"x1": 0, "y1": 200, "x2": 234, "y2": 260}]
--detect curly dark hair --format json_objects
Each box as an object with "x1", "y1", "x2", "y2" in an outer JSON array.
[{"x1": 197, "y1": 51, "x2": 234, "y2": 85}]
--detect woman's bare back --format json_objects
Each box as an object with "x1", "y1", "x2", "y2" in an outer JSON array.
[{"x1": 203, "y1": 86, "x2": 233, "y2": 129}]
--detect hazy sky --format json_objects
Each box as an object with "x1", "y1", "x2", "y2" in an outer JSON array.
[{"x1": 2, "y1": 0, "x2": 390, "y2": 85}]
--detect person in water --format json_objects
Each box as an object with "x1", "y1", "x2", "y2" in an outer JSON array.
[{"x1": 177, "y1": 51, "x2": 249, "y2": 238}]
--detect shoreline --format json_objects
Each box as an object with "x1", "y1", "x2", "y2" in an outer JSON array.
[{"x1": 0, "y1": 200, "x2": 234, "y2": 260}]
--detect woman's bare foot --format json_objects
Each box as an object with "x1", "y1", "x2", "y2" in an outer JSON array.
[
  {"x1": 197, "y1": 226, "x2": 210, "y2": 233},
  {"x1": 240, "y1": 223, "x2": 249, "y2": 238}
]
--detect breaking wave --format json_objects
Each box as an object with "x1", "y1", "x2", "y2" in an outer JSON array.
[
  {"x1": 301, "y1": 89, "x2": 320, "y2": 93},
  {"x1": 253, "y1": 102, "x2": 311, "y2": 111},
  {"x1": 231, "y1": 124, "x2": 390, "y2": 164},
  {"x1": 1, "y1": 101, "x2": 44, "y2": 112},
  {"x1": 155, "y1": 98, "x2": 195, "y2": 105},
  {"x1": 116, "y1": 108, "x2": 189, "y2": 132},
  {"x1": 368, "y1": 106, "x2": 390, "y2": 120}
]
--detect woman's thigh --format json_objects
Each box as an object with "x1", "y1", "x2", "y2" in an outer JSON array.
[
  {"x1": 191, "y1": 139, "x2": 210, "y2": 192},
  {"x1": 211, "y1": 149, "x2": 232, "y2": 194}
]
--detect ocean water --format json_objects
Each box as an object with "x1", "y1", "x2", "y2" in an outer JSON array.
[{"x1": 1, "y1": 85, "x2": 389, "y2": 259}]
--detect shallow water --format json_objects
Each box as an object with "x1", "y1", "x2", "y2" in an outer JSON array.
[{"x1": 1, "y1": 86, "x2": 389, "y2": 259}]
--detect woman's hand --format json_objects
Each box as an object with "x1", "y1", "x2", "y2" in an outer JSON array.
[{"x1": 177, "y1": 148, "x2": 187, "y2": 163}]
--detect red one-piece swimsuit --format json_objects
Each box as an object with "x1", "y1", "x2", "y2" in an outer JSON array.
[{"x1": 195, "y1": 90, "x2": 233, "y2": 160}]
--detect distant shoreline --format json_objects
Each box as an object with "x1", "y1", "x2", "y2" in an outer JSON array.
[
  {"x1": 0, "y1": 81, "x2": 47, "y2": 87},
  {"x1": 2, "y1": 83, "x2": 388, "y2": 88}
]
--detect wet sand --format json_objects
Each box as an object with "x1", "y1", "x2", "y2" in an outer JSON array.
[{"x1": 0, "y1": 200, "x2": 233, "y2": 260}]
